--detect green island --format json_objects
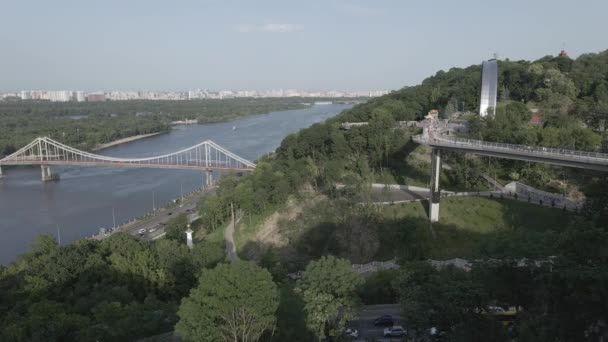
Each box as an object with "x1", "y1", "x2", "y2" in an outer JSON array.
[
  {"x1": 0, "y1": 97, "x2": 327, "y2": 157},
  {"x1": 1, "y1": 50, "x2": 608, "y2": 341}
]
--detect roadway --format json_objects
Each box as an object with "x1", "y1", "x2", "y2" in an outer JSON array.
[
  {"x1": 93, "y1": 187, "x2": 214, "y2": 242},
  {"x1": 349, "y1": 304, "x2": 406, "y2": 341}
]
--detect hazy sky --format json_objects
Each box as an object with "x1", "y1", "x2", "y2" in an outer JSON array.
[{"x1": 1, "y1": 0, "x2": 607, "y2": 92}]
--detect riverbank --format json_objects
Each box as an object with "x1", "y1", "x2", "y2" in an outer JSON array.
[{"x1": 92, "y1": 132, "x2": 164, "y2": 151}]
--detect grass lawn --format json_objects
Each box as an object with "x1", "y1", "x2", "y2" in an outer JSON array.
[{"x1": 378, "y1": 196, "x2": 574, "y2": 259}]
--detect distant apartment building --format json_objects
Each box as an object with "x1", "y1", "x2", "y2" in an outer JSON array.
[
  {"x1": 188, "y1": 89, "x2": 203, "y2": 99},
  {"x1": 19, "y1": 90, "x2": 73, "y2": 102},
  {"x1": 218, "y1": 90, "x2": 235, "y2": 99},
  {"x1": 86, "y1": 93, "x2": 106, "y2": 102},
  {"x1": 106, "y1": 91, "x2": 140, "y2": 101},
  {"x1": 75, "y1": 91, "x2": 86, "y2": 102},
  {"x1": 20, "y1": 90, "x2": 31, "y2": 100},
  {"x1": 479, "y1": 59, "x2": 498, "y2": 117},
  {"x1": 48, "y1": 90, "x2": 73, "y2": 102}
]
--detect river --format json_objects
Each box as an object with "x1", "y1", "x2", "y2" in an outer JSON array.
[{"x1": 0, "y1": 104, "x2": 351, "y2": 264}]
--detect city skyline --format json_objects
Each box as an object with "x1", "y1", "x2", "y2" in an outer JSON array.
[
  {"x1": 3, "y1": 88, "x2": 391, "y2": 102},
  {"x1": 1, "y1": 0, "x2": 607, "y2": 91}
]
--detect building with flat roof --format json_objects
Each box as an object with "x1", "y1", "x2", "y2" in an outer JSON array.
[{"x1": 479, "y1": 59, "x2": 498, "y2": 117}]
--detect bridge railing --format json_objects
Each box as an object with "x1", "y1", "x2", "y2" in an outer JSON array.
[{"x1": 413, "y1": 135, "x2": 608, "y2": 163}]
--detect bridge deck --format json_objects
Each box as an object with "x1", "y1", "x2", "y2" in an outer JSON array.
[
  {"x1": 413, "y1": 135, "x2": 608, "y2": 171},
  {"x1": 0, "y1": 160, "x2": 255, "y2": 171},
  {"x1": 0, "y1": 137, "x2": 256, "y2": 172}
]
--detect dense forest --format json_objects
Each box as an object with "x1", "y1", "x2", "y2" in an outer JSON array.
[
  {"x1": 1, "y1": 50, "x2": 607, "y2": 341},
  {"x1": 0, "y1": 98, "x2": 310, "y2": 157}
]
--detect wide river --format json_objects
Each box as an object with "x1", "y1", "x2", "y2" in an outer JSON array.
[{"x1": 0, "y1": 104, "x2": 351, "y2": 264}]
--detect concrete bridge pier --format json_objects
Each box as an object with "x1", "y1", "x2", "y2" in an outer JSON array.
[
  {"x1": 0, "y1": 166, "x2": 3, "y2": 178},
  {"x1": 41, "y1": 165, "x2": 56, "y2": 182},
  {"x1": 205, "y1": 169, "x2": 213, "y2": 187},
  {"x1": 429, "y1": 148, "x2": 442, "y2": 222}
]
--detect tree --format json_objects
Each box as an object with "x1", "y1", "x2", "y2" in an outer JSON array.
[
  {"x1": 164, "y1": 213, "x2": 189, "y2": 242},
  {"x1": 295, "y1": 256, "x2": 363, "y2": 340},
  {"x1": 335, "y1": 216, "x2": 379, "y2": 263},
  {"x1": 395, "y1": 262, "x2": 488, "y2": 335},
  {"x1": 176, "y1": 262, "x2": 279, "y2": 342},
  {"x1": 199, "y1": 195, "x2": 227, "y2": 231},
  {"x1": 190, "y1": 240, "x2": 225, "y2": 274}
]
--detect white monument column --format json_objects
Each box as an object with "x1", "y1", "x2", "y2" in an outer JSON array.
[{"x1": 185, "y1": 224, "x2": 193, "y2": 249}]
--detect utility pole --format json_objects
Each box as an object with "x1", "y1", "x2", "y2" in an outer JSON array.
[
  {"x1": 112, "y1": 207, "x2": 116, "y2": 229},
  {"x1": 180, "y1": 182, "x2": 184, "y2": 207},
  {"x1": 56, "y1": 224, "x2": 61, "y2": 245}
]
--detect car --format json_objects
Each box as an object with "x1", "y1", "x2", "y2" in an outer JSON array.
[
  {"x1": 384, "y1": 325, "x2": 407, "y2": 337},
  {"x1": 167, "y1": 212, "x2": 173, "y2": 216},
  {"x1": 138, "y1": 228, "x2": 146, "y2": 235},
  {"x1": 487, "y1": 305, "x2": 506, "y2": 314},
  {"x1": 374, "y1": 315, "x2": 394, "y2": 326},
  {"x1": 160, "y1": 222, "x2": 167, "y2": 226},
  {"x1": 430, "y1": 326, "x2": 448, "y2": 340},
  {"x1": 185, "y1": 209, "x2": 193, "y2": 213},
  {"x1": 149, "y1": 227, "x2": 157, "y2": 233},
  {"x1": 344, "y1": 327, "x2": 358, "y2": 338}
]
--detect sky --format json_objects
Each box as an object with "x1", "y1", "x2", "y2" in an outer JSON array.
[{"x1": 1, "y1": 0, "x2": 607, "y2": 92}]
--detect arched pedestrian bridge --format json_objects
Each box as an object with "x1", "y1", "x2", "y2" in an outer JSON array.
[{"x1": 0, "y1": 137, "x2": 256, "y2": 182}]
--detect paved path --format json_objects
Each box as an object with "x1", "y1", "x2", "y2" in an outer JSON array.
[{"x1": 224, "y1": 214, "x2": 242, "y2": 263}]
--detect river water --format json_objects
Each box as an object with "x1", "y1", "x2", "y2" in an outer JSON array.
[{"x1": 0, "y1": 104, "x2": 351, "y2": 264}]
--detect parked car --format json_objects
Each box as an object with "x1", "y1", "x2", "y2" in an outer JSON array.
[
  {"x1": 374, "y1": 315, "x2": 394, "y2": 326},
  {"x1": 138, "y1": 228, "x2": 146, "y2": 235},
  {"x1": 344, "y1": 327, "x2": 358, "y2": 338},
  {"x1": 384, "y1": 326, "x2": 407, "y2": 337},
  {"x1": 430, "y1": 326, "x2": 448, "y2": 340},
  {"x1": 149, "y1": 227, "x2": 157, "y2": 233},
  {"x1": 487, "y1": 305, "x2": 505, "y2": 314}
]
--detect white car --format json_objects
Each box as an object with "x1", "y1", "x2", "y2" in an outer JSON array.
[
  {"x1": 138, "y1": 228, "x2": 147, "y2": 235},
  {"x1": 487, "y1": 305, "x2": 505, "y2": 314},
  {"x1": 384, "y1": 325, "x2": 407, "y2": 337},
  {"x1": 344, "y1": 327, "x2": 358, "y2": 338}
]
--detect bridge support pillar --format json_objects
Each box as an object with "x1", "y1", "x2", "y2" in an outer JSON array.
[
  {"x1": 205, "y1": 169, "x2": 213, "y2": 187},
  {"x1": 429, "y1": 148, "x2": 442, "y2": 222},
  {"x1": 41, "y1": 165, "x2": 56, "y2": 182},
  {"x1": 0, "y1": 166, "x2": 3, "y2": 179}
]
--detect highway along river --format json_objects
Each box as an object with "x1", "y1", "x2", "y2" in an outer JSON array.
[{"x1": 0, "y1": 104, "x2": 351, "y2": 264}]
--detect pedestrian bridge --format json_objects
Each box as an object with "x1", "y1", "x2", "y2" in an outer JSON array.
[
  {"x1": 413, "y1": 133, "x2": 608, "y2": 222},
  {"x1": 413, "y1": 134, "x2": 608, "y2": 171},
  {"x1": 0, "y1": 137, "x2": 256, "y2": 181}
]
